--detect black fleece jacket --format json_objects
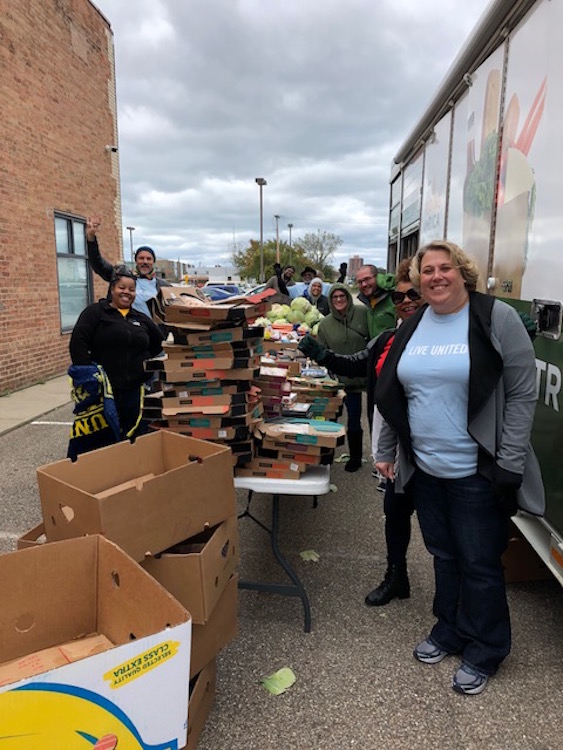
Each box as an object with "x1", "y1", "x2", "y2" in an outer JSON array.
[{"x1": 70, "y1": 299, "x2": 164, "y2": 391}]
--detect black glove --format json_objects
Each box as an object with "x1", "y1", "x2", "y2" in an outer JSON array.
[
  {"x1": 492, "y1": 465, "x2": 522, "y2": 517},
  {"x1": 298, "y1": 334, "x2": 327, "y2": 363},
  {"x1": 274, "y1": 262, "x2": 282, "y2": 276},
  {"x1": 339, "y1": 262, "x2": 347, "y2": 275},
  {"x1": 518, "y1": 311, "x2": 537, "y2": 341}
]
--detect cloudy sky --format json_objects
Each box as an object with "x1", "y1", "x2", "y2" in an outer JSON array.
[{"x1": 93, "y1": 0, "x2": 491, "y2": 272}]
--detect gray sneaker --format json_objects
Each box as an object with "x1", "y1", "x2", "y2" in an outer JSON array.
[
  {"x1": 452, "y1": 663, "x2": 488, "y2": 695},
  {"x1": 413, "y1": 638, "x2": 449, "y2": 664}
]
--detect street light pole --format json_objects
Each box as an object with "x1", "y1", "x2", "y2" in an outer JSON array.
[
  {"x1": 274, "y1": 214, "x2": 281, "y2": 264},
  {"x1": 287, "y1": 223, "x2": 293, "y2": 265},
  {"x1": 126, "y1": 226, "x2": 135, "y2": 265},
  {"x1": 255, "y1": 178, "x2": 267, "y2": 282}
]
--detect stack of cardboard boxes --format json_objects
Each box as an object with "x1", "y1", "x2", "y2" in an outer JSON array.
[
  {"x1": 13, "y1": 430, "x2": 238, "y2": 749},
  {"x1": 235, "y1": 419, "x2": 346, "y2": 480},
  {"x1": 145, "y1": 287, "x2": 271, "y2": 467}
]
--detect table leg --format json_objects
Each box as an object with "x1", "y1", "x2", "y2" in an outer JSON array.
[{"x1": 238, "y1": 493, "x2": 312, "y2": 633}]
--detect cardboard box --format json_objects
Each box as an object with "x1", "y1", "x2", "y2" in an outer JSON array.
[
  {"x1": 147, "y1": 361, "x2": 259, "y2": 383},
  {"x1": 502, "y1": 525, "x2": 551, "y2": 583},
  {"x1": 191, "y1": 574, "x2": 238, "y2": 678},
  {"x1": 174, "y1": 327, "x2": 263, "y2": 346},
  {"x1": 17, "y1": 522, "x2": 47, "y2": 550},
  {"x1": 183, "y1": 659, "x2": 217, "y2": 750},
  {"x1": 0, "y1": 536, "x2": 191, "y2": 749},
  {"x1": 255, "y1": 419, "x2": 346, "y2": 448},
  {"x1": 235, "y1": 466, "x2": 302, "y2": 480},
  {"x1": 142, "y1": 516, "x2": 239, "y2": 625},
  {"x1": 37, "y1": 431, "x2": 236, "y2": 562}
]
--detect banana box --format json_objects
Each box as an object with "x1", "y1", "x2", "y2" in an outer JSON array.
[{"x1": 0, "y1": 535, "x2": 191, "y2": 750}]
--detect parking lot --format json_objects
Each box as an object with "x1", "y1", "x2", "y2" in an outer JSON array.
[{"x1": 0, "y1": 391, "x2": 562, "y2": 749}]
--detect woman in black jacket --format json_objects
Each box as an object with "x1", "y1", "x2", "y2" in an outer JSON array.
[{"x1": 70, "y1": 265, "x2": 164, "y2": 442}]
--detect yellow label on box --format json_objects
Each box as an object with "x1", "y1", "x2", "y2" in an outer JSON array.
[{"x1": 104, "y1": 640, "x2": 180, "y2": 689}]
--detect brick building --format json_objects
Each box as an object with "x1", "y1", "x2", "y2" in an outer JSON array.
[
  {"x1": 348, "y1": 255, "x2": 364, "y2": 281},
  {"x1": 0, "y1": 0, "x2": 122, "y2": 393}
]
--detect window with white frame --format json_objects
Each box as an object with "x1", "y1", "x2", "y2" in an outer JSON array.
[{"x1": 55, "y1": 213, "x2": 92, "y2": 331}]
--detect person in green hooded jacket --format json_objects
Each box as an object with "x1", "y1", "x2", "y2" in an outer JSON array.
[
  {"x1": 356, "y1": 264, "x2": 396, "y2": 339},
  {"x1": 316, "y1": 283, "x2": 369, "y2": 472}
]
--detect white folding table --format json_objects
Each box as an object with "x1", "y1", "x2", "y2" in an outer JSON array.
[{"x1": 234, "y1": 465, "x2": 331, "y2": 632}]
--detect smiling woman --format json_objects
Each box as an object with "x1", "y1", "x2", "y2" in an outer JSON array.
[{"x1": 68, "y1": 265, "x2": 164, "y2": 457}]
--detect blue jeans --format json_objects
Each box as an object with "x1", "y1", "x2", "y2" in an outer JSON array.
[
  {"x1": 411, "y1": 468, "x2": 510, "y2": 675},
  {"x1": 344, "y1": 391, "x2": 362, "y2": 432}
]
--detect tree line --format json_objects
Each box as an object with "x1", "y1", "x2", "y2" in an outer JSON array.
[{"x1": 232, "y1": 230, "x2": 343, "y2": 282}]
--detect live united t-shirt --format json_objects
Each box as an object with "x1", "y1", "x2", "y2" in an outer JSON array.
[{"x1": 396, "y1": 304, "x2": 478, "y2": 478}]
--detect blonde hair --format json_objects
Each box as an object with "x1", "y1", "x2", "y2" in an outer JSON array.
[{"x1": 409, "y1": 240, "x2": 481, "y2": 291}]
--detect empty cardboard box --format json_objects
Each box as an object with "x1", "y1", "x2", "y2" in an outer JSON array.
[
  {"x1": 142, "y1": 515, "x2": 239, "y2": 624},
  {"x1": 0, "y1": 535, "x2": 191, "y2": 748},
  {"x1": 191, "y1": 573, "x2": 238, "y2": 678},
  {"x1": 183, "y1": 658, "x2": 217, "y2": 750},
  {"x1": 36, "y1": 431, "x2": 236, "y2": 562}
]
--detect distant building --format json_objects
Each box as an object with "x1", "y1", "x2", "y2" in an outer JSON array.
[
  {"x1": 348, "y1": 255, "x2": 364, "y2": 281},
  {"x1": 1, "y1": 0, "x2": 120, "y2": 393}
]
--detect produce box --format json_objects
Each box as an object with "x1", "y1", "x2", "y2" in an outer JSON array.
[
  {"x1": 142, "y1": 516, "x2": 239, "y2": 625},
  {"x1": 0, "y1": 536, "x2": 191, "y2": 749},
  {"x1": 37, "y1": 431, "x2": 236, "y2": 563}
]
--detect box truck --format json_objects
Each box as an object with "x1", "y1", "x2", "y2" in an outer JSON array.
[{"x1": 387, "y1": 0, "x2": 563, "y2": 583}]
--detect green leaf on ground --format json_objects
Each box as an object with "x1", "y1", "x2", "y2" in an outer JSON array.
[
  {"x1": 329, "y1": 483, "x2": 338, "y2": 493},
  {"x1": 300, "y1": 549, "x2": 320, "y2": 562},
  {"x1": 333, "y1": 453, "x2": 350, "y2": 463},
  {"x1": 261, "y1": 667, "x2": 297, "y2": 695}
]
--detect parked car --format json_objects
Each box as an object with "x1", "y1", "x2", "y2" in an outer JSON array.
[
  {"x1": 245, "y1": 283, "x2": 267, "y2": 296},
  {"x1": 204, "y1": 283, "x2": 243, "y2": 295},
  {"x1": 202, "y1": 286, "x2": 233, "y2": 302}
]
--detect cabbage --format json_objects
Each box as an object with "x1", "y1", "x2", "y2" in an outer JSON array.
[
  {"x1": 253, "y1": 316, "x2": 270, "y2": 327},
  {"x1": 286, "y1": 310, "x2": 305, "y2": 324},
  {"x1": 312, "y1": 323, "x2": 319, "y2": 336},
  {"x1": 304, "y1": 309, "x2": 320, "y2": 326},
  {"x1": 274, "y1": 319, "x2": 289, "y2": 326},
  {"x1": 267, "y1": 309, "x2": 280, "y2": 322},
  {"x1": 290, "y1": 297, "x2": 311, "y2": 314},
  {"x1": 279, "y1": 304, "x2": 292, "y2": 318},
  {"x1": 297, "y1": 323, "x2": 311, "y2": 335}
]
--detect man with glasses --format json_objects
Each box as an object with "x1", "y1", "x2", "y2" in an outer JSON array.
[{"x1": 356, "y1": 264, "x2": 396, "y2": 339}]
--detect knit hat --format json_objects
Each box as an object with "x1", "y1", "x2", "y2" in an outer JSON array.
[
  {"x1": 135, "y1": 245, "x2": 156, "y2": 261},
  {"x1": 300, "y1": 265, "x2": 317, "y2": 278},
  {"x1": 309, "y1": 277, "x2": 324, "y2": 295}
]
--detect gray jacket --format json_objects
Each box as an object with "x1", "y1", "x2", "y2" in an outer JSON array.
[{"x1": 375, "y1": 293, "x2": 545, "y2": 516}]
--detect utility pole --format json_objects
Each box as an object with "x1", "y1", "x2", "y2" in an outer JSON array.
[
  {"x1": 255, "y1": 178, "x2": 267, "y2": 282},
  {"x1": 287, "y1": 223, "x2": 293, "y2": 265},
  {"x1": 126, "y1": 226, "x2": 135, "y2": 264},
  {"x1": 274, "y1": 214, "x2": 281, "y2": 263}
]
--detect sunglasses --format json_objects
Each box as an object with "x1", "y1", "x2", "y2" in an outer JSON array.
[{"x1": 391, "y1": 288, "x2": 421, "y2": 305}]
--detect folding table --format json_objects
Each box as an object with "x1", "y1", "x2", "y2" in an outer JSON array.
[{"x1": 234, "y1": 465, "x2": 331, "y2": 632}]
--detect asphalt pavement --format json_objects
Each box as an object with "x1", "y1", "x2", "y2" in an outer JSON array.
[{"x1": 0, "y1": 377, "x2": 562, "y2": 749}]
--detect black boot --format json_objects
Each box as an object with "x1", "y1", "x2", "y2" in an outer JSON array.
[
  {"x1": 345, "y1": 429, "x2": 363, "y2": 472},
  {"x1": 365, "y1": 564, "x2": 410, "y2": 606}
]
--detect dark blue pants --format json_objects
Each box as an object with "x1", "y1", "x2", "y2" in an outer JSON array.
[
  {"x1": 383, "y1": 481, "x2": 414, "y2": 566},
  {"x1": 411, "y1": 468, "x2": 510, "y2": 675},
  {"x1": 344, "y1": 391, "x2": 362, "y2": 432}
]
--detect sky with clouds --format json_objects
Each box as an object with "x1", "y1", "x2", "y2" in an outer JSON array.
[{"x1": 93, "y1": 0, "x2": 492, "y2": 271}]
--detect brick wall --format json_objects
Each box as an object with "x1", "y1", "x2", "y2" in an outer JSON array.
[{"x1": 0, "y1": 0, "x2": 121, "y2": 393}]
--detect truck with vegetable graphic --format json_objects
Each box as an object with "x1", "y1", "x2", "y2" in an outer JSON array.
[{"x1": 387, "y1": 0, "x2": 563, "y2": 583}]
